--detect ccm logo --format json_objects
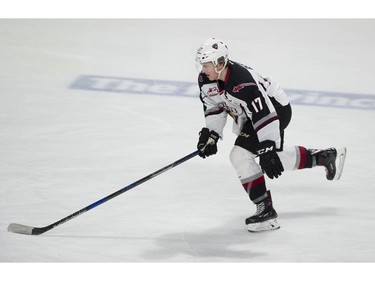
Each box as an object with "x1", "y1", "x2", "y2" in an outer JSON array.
[{"x1": 257, "y1": 146, "x2": 274, "y2": 155}]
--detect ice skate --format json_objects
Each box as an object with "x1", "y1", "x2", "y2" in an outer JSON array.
[
  {"x1": 312, "y1": 147, "x2": 347, "y2": 180},
  {"x1": 246, "y1": 191, "x2": 280, "y2": 232}
]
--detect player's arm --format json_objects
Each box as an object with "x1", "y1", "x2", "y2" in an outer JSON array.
[{"x1": 197, "y1": 76, "x2": 227, "y2": 158}]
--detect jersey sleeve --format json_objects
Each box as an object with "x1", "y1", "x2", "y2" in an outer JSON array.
[{"x1": 198, "y1": 75, "x2": 227, "y2": 138}]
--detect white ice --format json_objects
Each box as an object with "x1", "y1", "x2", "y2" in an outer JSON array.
[{"x1": 1, "y1": 19, "x2": 375, "y2": 267}]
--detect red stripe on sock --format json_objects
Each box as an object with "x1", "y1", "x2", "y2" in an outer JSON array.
[
  {"x1": 298, "y1": 146, "x2": 307, "y2": 169},
  {"x1": 242, "y1": 175, "x2": 265, "y2": 192}
]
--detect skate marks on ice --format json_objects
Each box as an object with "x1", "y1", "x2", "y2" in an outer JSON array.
[
  {"x1": 35, "y1": 218, "x2": 266, "y2": 261},
  {"x1": 279, "y1": 206, "x2": 338, "y2": 220}
]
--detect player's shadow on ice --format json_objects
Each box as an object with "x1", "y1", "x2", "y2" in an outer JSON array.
[
  {"x1": 140, "y1": 218, "x2": 268, "y2": 261},
  {"x1": 140, "y1": 207, "x2": 338, "y2": 261}
]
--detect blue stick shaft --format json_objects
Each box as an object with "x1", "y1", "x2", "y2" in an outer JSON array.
[{"x1": 25, "y1": 150, "x2": 199, "y2": 235}]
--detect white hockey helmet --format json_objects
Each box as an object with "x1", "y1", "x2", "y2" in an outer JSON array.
[{"x1": 195, "y1": 38, "x2": 228, "y2": 71}]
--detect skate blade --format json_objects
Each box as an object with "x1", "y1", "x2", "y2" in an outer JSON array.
[
  {"x1": 334, "y1": 147, "x2": 347, "y2": 180},
  {"x1": 247, "y1": 218, "x2": 280, "y2": 233}
]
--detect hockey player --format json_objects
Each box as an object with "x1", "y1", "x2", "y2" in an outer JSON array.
[{"x1": 195, "y1": 38, "x2": 347, "y2": 232}]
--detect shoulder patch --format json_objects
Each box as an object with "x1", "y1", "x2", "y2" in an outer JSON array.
[{"x1": 233, "y1": 82, "x2": 256, "y2": 93}]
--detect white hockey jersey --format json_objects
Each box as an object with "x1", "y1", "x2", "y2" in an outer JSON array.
[{"x1": 198, "y1": 60, "x2": 290, "y2": 149}]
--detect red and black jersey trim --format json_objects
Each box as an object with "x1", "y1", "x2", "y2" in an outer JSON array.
[
  {"x1": 253, "y1": 113, "x2": 279, "y2": 133},
  {"x1": 204, "y1": 107, "x2": 225, "y2": 117}
]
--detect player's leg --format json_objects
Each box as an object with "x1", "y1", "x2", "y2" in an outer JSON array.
[
  {"x1": 230, "y1": 120, "x2": 280, "y2": 233},
  {"x1": 278, "y1": 146, "x2": 347, "y2": 180}
]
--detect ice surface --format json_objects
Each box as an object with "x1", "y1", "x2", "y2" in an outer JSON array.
[{"x1": 1, "y1": 19, "x2": 375, "y2": 268}]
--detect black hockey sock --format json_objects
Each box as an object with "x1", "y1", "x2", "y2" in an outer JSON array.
[{"x1": 241, "y1": 173, "x2": 267, "y2": 203}]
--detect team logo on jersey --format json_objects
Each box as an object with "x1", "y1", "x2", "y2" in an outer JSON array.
[
  {"x1": 233, "y1": 82, "x2": 256, "y2": 93},
  {"x1": 207, "y1": 87, "x2": 219, "y2": 96}
]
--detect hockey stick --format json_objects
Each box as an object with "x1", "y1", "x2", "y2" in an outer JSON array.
[{"x1": 8, "y1": 150, "x2": 200, "y2": 235}]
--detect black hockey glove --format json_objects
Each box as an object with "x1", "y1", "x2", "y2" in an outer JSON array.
[
  {"x1": 257, "y1": 141, "x2": 284, "y2": 179},
  {"x1": 197, "y1": 128, "x2": 220, "y2": 158}
]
